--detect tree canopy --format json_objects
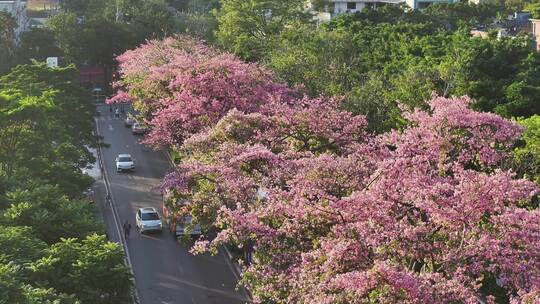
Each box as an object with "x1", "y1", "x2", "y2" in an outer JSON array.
[
  {"x1": 113, "y1": 36, "x2": 540, "y2": 303},
  {"x1": 0, "y1": 64, "x2": 131, "y2": 303}
]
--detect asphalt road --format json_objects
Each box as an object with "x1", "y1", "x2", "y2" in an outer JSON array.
[{"x1": 95, "y1": 105, "x2": 248, "y2": 304}]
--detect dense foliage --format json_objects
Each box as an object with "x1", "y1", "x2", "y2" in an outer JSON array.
[
  {"x1": 215, "y1": 4, "x2": 540, "y2": 133},
  {"x1": 0, "y1": 64, "x2": 132, "y2": 303},
  {"x1": 215, "y1": 0, "x2": 311, "y2": 61},
  {"x1": 513, "y1": 115, "x2": 540, "y2": 186},
  {"x1": 0, "y1": 0, "x2": 178, "y2": 77},
  {"x1": 114, "y1": 36, "x2": 540, "y2": 303},
  {"x1": 109, "y1": 36, "x2": 293, "y2": 147}
]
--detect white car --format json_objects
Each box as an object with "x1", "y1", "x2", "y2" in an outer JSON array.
[
  {"x1": 124, "y1": 115, "x2": 134, "y2": 127},
  {"x1": 172, "y1": 215, "x2": 202, "y2": 238},
  {"x1": 115, "y1": 154, "x2": 135, "y2": 172},
  {"x1": 132, "y1": 122, "x2": 148, "y2": 135},
  {"x1": 136, "y1": 207, "x2": 163, "y2": 233}
]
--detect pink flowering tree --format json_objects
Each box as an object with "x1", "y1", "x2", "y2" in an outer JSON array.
[
  {"x1": 109, "y1": 35, "x2": 292, "y2": 148},
  {"x1": 113, "y1": 37, "x2": 540, "y2": 302},
  {"x1": 166, "y1": 96, "x2": 539, "y2": 303},
  {"x1": 161, "y1": 95, "x2": 369, "y2": 235}
]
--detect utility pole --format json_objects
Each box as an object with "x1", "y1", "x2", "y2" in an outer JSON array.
[{"x1": 115, "y1": 0, "x2": 122, "y2": 22}]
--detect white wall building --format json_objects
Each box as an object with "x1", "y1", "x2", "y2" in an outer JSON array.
[
  {"x1": 332, "y1": 0, "x2": 403, "y2": 14},
  {"x1": 0, "y1": 0, "x2": 29, "y2": 42},
  {"x1": 323, "y1": 0, "x2": 460, "y2": 15},
  {"x1": 404, "y1": 0, "x2": 459, "y2": 9}
]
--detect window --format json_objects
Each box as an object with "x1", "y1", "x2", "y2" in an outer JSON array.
[
  {"x1": 142, "y1": 212, "x2": 160, "y2": 221},
  {"x1": 347, "y1": 2, "x2": 356, "y2": 10},
  {"x1": 118, "y1": 156, "x2": 132, "y2": 162}
]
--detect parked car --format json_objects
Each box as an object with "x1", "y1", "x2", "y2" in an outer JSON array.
[
  {"x1": 124, "y1": 115, "x2": 134, "y2": 127},
  {"x1": 136, "y1": 207, "x2": 163, "y2": 233},
  {"x1": 132, "y1": 122, "x2": 148, "y2": 135},
  {"x1": 92, "y1": 87, "x2": 105, "y2": 103},
  {"x1": 168, "y1": 214, "x2": 202, "y2": 238},
  {"x1": 162, "y1": 191, "x2": 202, "y2": 238},
  {"x1": 115, "y1": 154, "x2": 135, "y2": 172}
]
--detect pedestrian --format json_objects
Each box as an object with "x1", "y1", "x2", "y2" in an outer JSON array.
[
  {"x1": 114, "y1": 108, "x2": 120, "y2": 118},
  {"x1": 123, "y1": 220, "x2": 131, "y2": 239},
  {"x1": 109, "y1": 105, "x2": 112, "y2": 112}
]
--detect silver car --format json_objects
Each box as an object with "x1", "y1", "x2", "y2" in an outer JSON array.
[{"x1": 136, "y1": 207, "x2": 163, "y2": 233}]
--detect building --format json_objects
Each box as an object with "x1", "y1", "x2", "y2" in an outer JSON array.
[
  {"x1": 404, "y1": 0, "x2": 459, "y2": 9},
  {"x1": 469, "y1": 0, "x2": 500, "y2": 4},
  {"x1": 332, "y1": 0, "x2": 403, "y2": 14},
  {"x1": 531, "y1": 19, "x2": 540, "y2": 51},
  {"x1": 0, "y1": 0, "x2": 29, "y2": 42},
  {"x1": 320, "y1": 0, "x2": 460, "y2": 16}
]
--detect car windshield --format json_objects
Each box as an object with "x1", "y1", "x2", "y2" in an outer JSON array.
[
  {"x1": 118, "y1": 157, "x2": 132, "y2": 162},
  {"x1": 142, "y1": 212, "x2": 159, "y2": 220}
]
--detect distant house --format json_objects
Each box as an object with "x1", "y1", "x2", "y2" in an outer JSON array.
[
  {"x1": 0, "y1": 0, "x2": 29, "y2": 42},
  {"x1": 404, "y1": 0, "x2": 459, "y2": 9},
  {"x1": 331, "y1": 0, "x2": 404, "y2": 14},
  {"x1": 315, "y1": 0, "x2": 461, "y2": 18},
  {"x1": 530, "y1": 19, "x2": 540, "y2": 51},
  {"x1": 468, "y1": 13, "x2": 540, "y2": 53},
  {"x1": 469, "y1": 0, "x2": 500, "y2": 4}
]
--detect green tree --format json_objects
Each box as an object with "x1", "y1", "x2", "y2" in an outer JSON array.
[
  {"x1": 17, "y1": 28, "x2": 62, "y2": 65},
  {"x1": 176, "y1": 12, "x2": 218, "y2": 41},
  {"x1": 215, "y1": 0, "x2": 312, "y2": 60},
  {"x1": 513, "y1": 115, "x2": 540, "y2": 185},
  {"x1": 0, "y1": 91, "x2": 52, "y2": 176},
  {"x1": 0, "y1": 264, "x2": 34, "y2": 304},
  {"x1": 525, "y1": 2, "x2": 540, "y2": 18},
  {"x1": 0, "y1": 226, "x2": 47, "y2": 265},
  {"x1": 0, "y1": 64, "x2": 95, "y2": 195},
  {"x1": 3, "y1": 185, "x2": 102, "y2": 244},
  {"x1": 126, "y1": 0, "x2": 176, "y2": 43},
  {"x1": 46, "y1": 12, "x2": 84, "y2": 64},
  {"x1": 29, "y1": 235, "x2": 132, "y2": 304},
  {"x1": 0, "y1": 12, "x2": 16, "y2": 74},
  {"x1": 0, "y1": 263, "x2": 78, "y2": 304}
]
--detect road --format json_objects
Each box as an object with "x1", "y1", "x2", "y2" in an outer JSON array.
[{"x1": 95, "y1": 105, "x2": 248, "y2": 304}]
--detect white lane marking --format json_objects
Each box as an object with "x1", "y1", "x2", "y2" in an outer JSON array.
[
  {"x1": 191, "y1": 296, "x2": 197, "y2": 304},
  {"x1": 108, "y1": 124, "x2": 114, "y2": 131}
]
